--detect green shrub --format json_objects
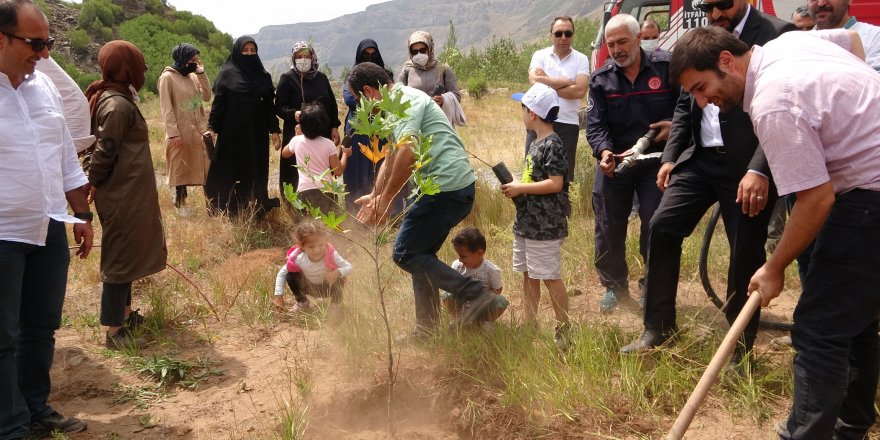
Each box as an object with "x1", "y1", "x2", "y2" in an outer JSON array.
[
  {"x1": 79, "y1": 0, "x2": 123, "y2": 31},
  {"x1": 466, "y1": 76, "x2": 487, "y2": 99},
  {"x1": 118, "y1": 13, "x2": 231, "y2": 94},
  {"x1": 52, "y1": 53, "x2": 99, "y2": 91},
  {"x1": 69, "y1": 28, "x2": 91, "y2": 55},
  {"x1": 444, "y1": 17, "x2": 599, "y2": 84}
]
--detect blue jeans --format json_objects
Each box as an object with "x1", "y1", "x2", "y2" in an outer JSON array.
[
  {"x1": 782, "y1": 189, "x2": 880, "y2": 440},
  {"x1": 0, "y1": 220, "x2": 70, "y2": 439},
  {"x1": 392, "y1": 183, "x2": 484, "y2": 329}
]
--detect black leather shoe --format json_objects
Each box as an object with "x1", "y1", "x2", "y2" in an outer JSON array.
[
  {"x1": 620, "y1": 328, "x2": 674, "y2": 354},
  {"x1": 725, "y1": 345, "x2": 754, "y2": 376}
]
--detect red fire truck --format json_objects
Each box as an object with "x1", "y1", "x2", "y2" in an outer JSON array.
[{"x1": 590, "y1": 0, "x2": 880, "y2": 69}]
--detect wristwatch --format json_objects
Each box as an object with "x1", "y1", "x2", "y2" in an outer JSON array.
[{"x1": 73, "y1": 212, "x2": 94, "y2": 221}]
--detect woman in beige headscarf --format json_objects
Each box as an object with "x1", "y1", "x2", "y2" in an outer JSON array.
[
  {"x1": 157, "y1": 43, "x2": 212, "y2": 214},
  {"x1": 85, "y1": 40, "x2": 167, "y2": 349},
  {"x1": 397, "y1": 31, "x2": 465, "y2": 125}
]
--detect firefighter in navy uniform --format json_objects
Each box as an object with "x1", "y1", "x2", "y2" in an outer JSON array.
[{"x1": 586, "y1": 14, "x2": 679, "y2": 312}]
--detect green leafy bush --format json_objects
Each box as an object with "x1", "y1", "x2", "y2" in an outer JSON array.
[
  {"x1": 79, "y1": 0, "x2": 123, "y2": 32},
  {"x1": 466, "y1": 76, "x2": 487, "y2": 99},
  {"x1": 118, "y1": 13, "x2": 231, "y2": 94},
  {"x1": 69, "y1": 28, "x2": 91, "y2": 55},
  {"x1": 52, "y1": 53, "x2": 99, "y2": 90},
  {"x1": 444, "y1": 17, "x2": 599, "y2": 85}
]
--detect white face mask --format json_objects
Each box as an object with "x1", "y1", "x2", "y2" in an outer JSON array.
[
  {"x1": 294, "y1": 58, "x2": 311, "y2": 72},
  {"x1": 412, "y1": 53, "x2": 429, "y2": 67},
  {"x1": 640, "y1": 39, "x2": 660, "y2": 52}
]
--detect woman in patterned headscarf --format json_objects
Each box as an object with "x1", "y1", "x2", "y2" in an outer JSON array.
[
  {"x1": 157, "y1": 43, "x2": 212, "y2": 214},
  {"x1": 397, "y1": 31, "x2": 462, "y2": 116},
  {"x1": 85, "y1": 40, "x2": 167, "y2": 349},
  {"x1": 275, "y1": 40, "x2": 340, "y2": 211},
  {"x1": 205, "y1": 36, "x2": 281, "y2": 216}
]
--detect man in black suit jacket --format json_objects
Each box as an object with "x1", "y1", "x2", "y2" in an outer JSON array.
[{"x1": 621, "y1": 0, "x2": 796, "y2": 362}]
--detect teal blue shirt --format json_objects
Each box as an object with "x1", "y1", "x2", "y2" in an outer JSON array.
[{"x1": 390, "y1": 83, "x2": 476, "y2": 192}]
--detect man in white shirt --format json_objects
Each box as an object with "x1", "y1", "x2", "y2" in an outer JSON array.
[
  {"x1": 809, "y1": 0, "x2": 880, "y2": 71},
  {"x1": 527, "y1": 15, "x2": 590, "y2": 180},
  {"x1": 0, "y1": 1, "x2": 93, "y2": 438}
]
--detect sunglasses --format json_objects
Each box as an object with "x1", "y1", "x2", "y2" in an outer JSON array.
[
  {"x1": 696, "y1": 0, "x2": 735, "y2": 13},
  {"x1": 3, "y1": 32, "x2": 54, "y2": 52},
  {"x1": 553, "y1": 30, "x2": 574, "y2": 38},
  {"x1": 409, "y1": 47, "x2": 428, "y2": 56}
]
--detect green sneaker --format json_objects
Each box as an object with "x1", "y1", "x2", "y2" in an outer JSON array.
[{"x1": 598, "y1": 288, "x2": 618, "y2": 313}]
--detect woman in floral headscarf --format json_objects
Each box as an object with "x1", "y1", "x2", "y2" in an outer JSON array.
[
  {"x1": 85, "y1": 40, "x2": 167, "y2": 349},
  {"x1": 275, "y1": 41, "x2": 340, "y2": 209},
  {"x1": 397, "y1": 31, "x2": 463, "y2": 124}
]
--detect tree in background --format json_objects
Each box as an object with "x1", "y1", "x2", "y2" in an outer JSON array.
[{"x1": 438, "y1": 20, "x2": 462, "y2": 67}]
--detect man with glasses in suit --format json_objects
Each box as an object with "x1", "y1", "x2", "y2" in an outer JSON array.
[
  {"x1": 621, "y1": 0, "x2": 795, "y2": 371},
  {"x1": 526, "y1": 16, "x2": 590, "y2": 181}
]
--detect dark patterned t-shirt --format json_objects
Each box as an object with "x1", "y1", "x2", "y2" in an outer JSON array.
[{"x1": 513, "y1": 133, "x2": 570, "y2": 240}]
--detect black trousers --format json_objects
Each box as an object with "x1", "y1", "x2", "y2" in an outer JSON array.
[
  {"x1": 285, "y1": 272, "x2": 342, "y2": 304},
  {"x1": 100, "y1": 282, "x2": 132, "y2": 327},
  {"x1": 642, "y1": 147, "x2": 775, "y2": 349},
  {"x1": 782, "y1": 189, "x2": 880, "y2": 440},
  {"x1": 592, "y1": 162, "x2": 662, "y2": 292}
]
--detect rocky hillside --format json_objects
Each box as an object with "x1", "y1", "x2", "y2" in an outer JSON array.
[{"x1": 254, "y1": 0, "x2": 604, "y2": 78}]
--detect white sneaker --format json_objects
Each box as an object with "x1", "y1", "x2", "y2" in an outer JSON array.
[{"x1": 292, "y1": 301, "x2": 311, "y2": 313}]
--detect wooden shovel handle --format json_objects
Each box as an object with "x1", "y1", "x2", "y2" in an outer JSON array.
[{"x1": 667, "y1": 291, "x2": 763, "y2": 440}]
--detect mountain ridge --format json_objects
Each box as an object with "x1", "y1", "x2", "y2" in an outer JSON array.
[{"x1": 253, "y1": 0, "x2": 604, "y2": 78}]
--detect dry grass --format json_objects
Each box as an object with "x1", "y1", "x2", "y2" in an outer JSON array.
[{"x1": 53, "y1": 88, "x2": 831, "y2": 440}]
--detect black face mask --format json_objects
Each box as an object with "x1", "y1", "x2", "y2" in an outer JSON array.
[
  {"x1": 362, "y1": 53, "x2": 380, "y2": 64},
  {"x1": 184, "y1": 63, "x2": 198, "y2": 74}
]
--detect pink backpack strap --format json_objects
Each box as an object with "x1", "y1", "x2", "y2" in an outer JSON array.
[
  {"x1": 324, "y1": 243, "x2": 338, "y2": 270},
  {"x1": 286, "y1": 246, "x2": 303, "y2": 273}
]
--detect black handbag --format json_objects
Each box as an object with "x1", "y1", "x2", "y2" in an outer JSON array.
[{"x1": 202, "y1": 132, "x2": 216, "y2": 161}]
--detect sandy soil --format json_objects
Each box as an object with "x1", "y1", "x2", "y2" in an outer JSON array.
[{"x1": 46, "y1": 244, "x2": 806, "y2": 440}]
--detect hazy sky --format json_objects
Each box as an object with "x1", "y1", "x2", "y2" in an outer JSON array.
[
  {"x1": 69, "y1": 0, "x2": 390, "y2": 37},
  {"x1": 167, "y1": 0, "x2": 391, "y2": 36}
]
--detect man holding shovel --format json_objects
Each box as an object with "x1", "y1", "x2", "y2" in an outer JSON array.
[{"x1": 670, "y1": 26, "x2": 878, "y2": 440}]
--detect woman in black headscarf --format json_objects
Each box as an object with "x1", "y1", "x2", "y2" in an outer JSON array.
[
  {"x1": 205, "y1": 36, "x2": 281, "y2": 216},
  {"x1": 275, "y1": 41, "x2": 340, "y2": 209},
  {"x1": 340, "y1": 39, "x2": 394, "y2": 210},
  {"x1": 157, "y1": 43, "x2": 212, "y2": 214}
]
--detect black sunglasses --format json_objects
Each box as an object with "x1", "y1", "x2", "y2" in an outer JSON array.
[
  {"x1": 553, "y1": 30, "x2": 574, "y2": 38},
  {"x1": 696, "y1": 0, "x2": 735, "y2": 13},
  {"x1": 409, "y1": 47, "x2": 428, "y2": 56},
  {"x1": 3, "y1": 32, "x2": 54, "y2": 52}
]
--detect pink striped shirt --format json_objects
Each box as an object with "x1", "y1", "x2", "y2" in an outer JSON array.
[{"x1": 743, "y1": 29, "x2": 880, "y2": 195}]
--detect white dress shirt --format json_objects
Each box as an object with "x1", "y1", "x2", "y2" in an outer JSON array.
[
  {"x1": 35, "y1": 57, "x2": 95, "y2": 152},
  {"x1": 699, "y1": 5, "x2": 752, "y2": 149},
  {"x1": 0, "y1": 71, "x2": 88, "y2": 246},
  {"x1": 529, "y1": 46, "x2": 590, "y2": 125}
]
